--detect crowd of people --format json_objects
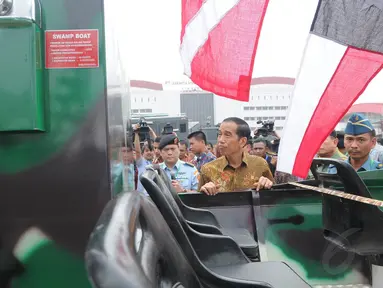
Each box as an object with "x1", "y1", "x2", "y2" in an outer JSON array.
[{"x1": 117, "y1": 113, "x2": 383, "y2": 196}]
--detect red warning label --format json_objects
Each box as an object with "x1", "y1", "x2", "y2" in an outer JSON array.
[{"x1": 45, "y1": 29, "x2": 99, "y2": 69}]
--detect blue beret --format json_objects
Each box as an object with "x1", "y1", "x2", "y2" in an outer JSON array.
[
  {"x1": 159, "y1": 134, "x2": 179, "y2": 150},
  {"x1": 344, "y1": 113, "x2": 374, "y2": 136}
]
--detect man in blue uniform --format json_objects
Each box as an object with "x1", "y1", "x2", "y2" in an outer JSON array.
[
  {"x1": 159, "y1": 134, "x2": 199, "y2": 192},
  {"x1": 343, "y1": 113, "x2": 382, "y2": 172}
]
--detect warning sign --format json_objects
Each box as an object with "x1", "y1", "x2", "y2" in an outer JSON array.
[{"x1": 45, "y1": 29, "x2": 99, "y2": 69}]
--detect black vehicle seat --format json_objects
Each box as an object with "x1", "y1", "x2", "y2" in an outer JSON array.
[
  {"x1": 150, "y1": 164, "x2": 258, "y2": 260},
  {"x1": 140, "y1": 169, "x2": 312, "y2": 288},
  {"x1": 85, "y1": 192, "x2": 204, "y2": 288},
  {"x1": 310, "y1": 158, "x2": 374, "y2": 198},
  {"x1": 307, "y1": 158, "x2": 383, "y2": 256}
]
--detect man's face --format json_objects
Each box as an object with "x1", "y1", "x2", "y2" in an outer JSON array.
[
  {"x1": 189, "y1": 137, "x2": 205, "y2": 154},
  {"x1": 253, "y1": 142, "x2": 267, "y2": 158},
  {"x1": 217, "y1": 121, "x2": 246, "y2": 156},
  {"x1": 161, "y1": 144, "x2": 180, "y2": 164},
  {"x1": 179, "y1": 143, "x2": 187, "y2": 159},
  {"x1": 207, "y1": 144, "x2": 213, "y2": 153},
  {"x1": 318, "y1": 136, "x2": 337, "y2": 157},
  {"x1": 121, "y1": 147, "x2": 134, "y2": 164},
  {"x1": 143, "y1": 147, "x2": 154, "y2": 161},
  {"x1": 345, "y1": 133, "x2": 376, "y2": 160},
  {"x1": 153, "y1": 142, "x2": 161, "y2": 157}
]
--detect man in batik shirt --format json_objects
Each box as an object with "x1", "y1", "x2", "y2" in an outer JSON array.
[{"x1": 198, "y1": 117, "x2": 273, "y2": 195}]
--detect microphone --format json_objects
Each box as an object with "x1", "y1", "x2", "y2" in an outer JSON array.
[{"x1": 170, "y1": 171, "x2": 176, "y2": 180}]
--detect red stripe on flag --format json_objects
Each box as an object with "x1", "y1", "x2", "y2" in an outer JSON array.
[
  {"x1": 292, "y1": 47, "x2": 383, "y2": 178},
  {"x1": 188, "y1": 0, "x2": 269, "y2": 102},
  {"x1": 181, "y1": 0, "x2": 204, "y2": 41}
]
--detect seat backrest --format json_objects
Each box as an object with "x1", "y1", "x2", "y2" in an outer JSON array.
[
  {"x1": 141, "y1": 166, "x2": 188, "y2": 228},
  {"x1": 140, "y1": 171, "x2": 224, "y2": 280},
  {"x1": 140, "y1": 170, "x2": 273, "y2": 288},
  {"x1": 311, "y1": 158, "x2": 372, "y2": 198},
  {"x1": 85, "y1": 192, "x2": 203, "y2": 288},
  {"x1": 140, "y1": 170, "x2": 201, "y2": 263},
  {"x1": 152, "y1": 164, "x2": 186, "y2": 208}
]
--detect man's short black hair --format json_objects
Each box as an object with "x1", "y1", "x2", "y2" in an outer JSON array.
[
  {"x1": 207, "y1": 142, "x2": 213, "y2": 147},
  {"x1": 187, "y1": 131, "x2": 207, "y2": 144},
  {"x1": 141, "y1": 143, "x2": 153, "y2": 153},
  {"x1": 329, "y1": 130, "x2": 337, "y2": 138},
  {"x1": 141, "y1": 139, "x2": 154, "y2": 153},
  {"x1": 222, "y1": 117, "x2": 251, "y2": 140},
  {"x1": 179, "y1": 139, "x2": 189, "y2": 149},
  {"x1": 253, "y1": 138, "x2": 270, "y2": 148},
  {"x1": 154, "y1": 136, "x2": 161, "y2": 143}
]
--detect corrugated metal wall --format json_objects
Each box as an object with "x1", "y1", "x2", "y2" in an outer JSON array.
[{"x1": 181, "y1": 93, "x2": 214, "y2": 126}]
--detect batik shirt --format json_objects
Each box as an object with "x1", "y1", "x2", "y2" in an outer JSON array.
[{"x1": 198, "y1": 153, "x2": 274, "y2": 192}]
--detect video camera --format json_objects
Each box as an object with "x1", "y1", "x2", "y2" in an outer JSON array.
[
  {"x1": 254, "y1": 120, "x2": 275, "y2": 138},
  {"x1": 133, "y1": 118, "x2": 151, "y2": 144},
  {"x1": 254, "y1": 120, "x2": 280, "y2": 153},
  {"x1": 162, "y1": 123, "x2": 174, "y2": 135}
]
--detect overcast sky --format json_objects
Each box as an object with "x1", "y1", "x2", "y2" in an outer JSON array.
[{"x1": 109, "y1": 0, "x2": 382, "y2": 104}]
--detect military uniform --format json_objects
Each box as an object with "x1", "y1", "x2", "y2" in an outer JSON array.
[
  {"x1": 346, "y1": 157, "x2": 383, "y2": 172},
  {"x1": 370, "y1": 143, "x2": 383, "y2": 163},
  {"x1": 316, "y1": 148, "x2": 348, "y2": 174},
  {"x1": 329, "y1": 113, "x2": 382, "y2": 173},
  {"x1": 198, "y1": 153, "x2": 274, "y2": 192},
  {"x1": 160, "y1": 160, "x2": 199, "y2": 191},
  {"x1": 159, "y1": 134, "x2": 199, "y2": 191}
]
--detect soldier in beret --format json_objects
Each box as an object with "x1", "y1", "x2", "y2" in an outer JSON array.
[
  {"x1": 343, "y1": 113, "x2": 382, "y2": 172},
  {"x1": 159, "y1": 134, "x2": 199, "y2": 193}
]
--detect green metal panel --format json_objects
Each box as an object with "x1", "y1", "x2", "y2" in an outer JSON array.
[
  {"x1": 12, "y1": 229, "x2": 91, "y2": 288},
  {"x1": 0, "y1": 0, "x2": 126, "y2": 286},
  {"x1": 0, "y1": 21, "x2": 44, "y2": 132}
]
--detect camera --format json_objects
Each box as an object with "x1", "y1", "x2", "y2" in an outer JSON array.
[
  {"x1": 162, "y1": 123, "x2": 174, "y2": 135},
  {"x1": 254, "y1": 120, "x2": 279, "y2": 153},
  {"x1": 133, "y1": 118, "x2": 151, "y2": 143},
  {"x1": 254, "y1": 120, "x2": 275, "y2": 138}
]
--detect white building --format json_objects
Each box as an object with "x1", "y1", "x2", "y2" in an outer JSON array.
[
  {"x1": 129, "y1": 77, "x2": 295, "y2": 135},
  {"x1": 130, "y1": 89, "x2": 181, "y2": 116},
  {"x1": 243, "y1": 82, "x2": 294, "y2": 135}
]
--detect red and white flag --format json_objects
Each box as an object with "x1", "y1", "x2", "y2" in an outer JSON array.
[
  {"x1": 180, "y1": 0, "x2": 269, "y2": 102},
  {"x1": 277, "y1": 0, "x2": 383, "y2": 178}
]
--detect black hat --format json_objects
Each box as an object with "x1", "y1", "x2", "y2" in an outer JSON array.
[
  {"x1": 159, "y1": 134, "x2": 179, "y2": 150},
  {"x1": 329, "y1": 130, "x2": 337, "y2": 138},
  {"x1": 345, "y1": 113, "x2": 374, "y2": 136}
]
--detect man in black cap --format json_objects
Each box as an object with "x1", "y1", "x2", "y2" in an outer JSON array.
[
  {"x1": 317, "y1": 130, "x2": 347, "y2": 160},
  {"x1": 336, "y1": 131, "x2": 347, "y2": 155},
  {"x1": 159, "y1": 134, "x2": 199, "y2": 193}
]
